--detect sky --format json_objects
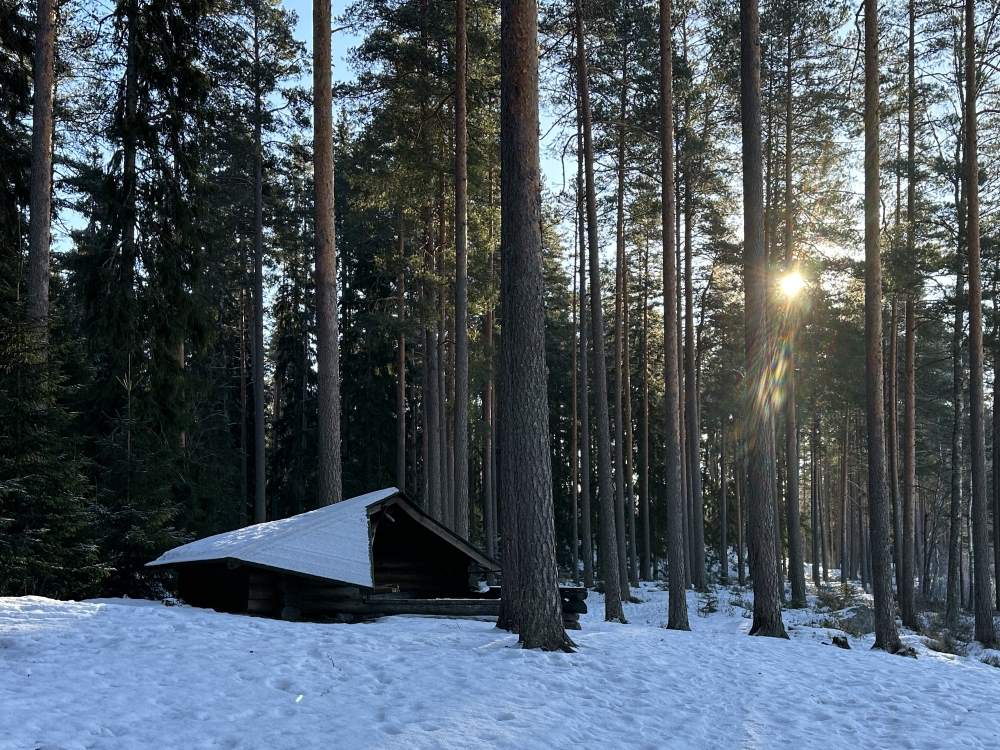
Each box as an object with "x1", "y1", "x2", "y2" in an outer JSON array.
[
  {"x1": 285, "y1": 0, "x2": 359, "y2": 85},
  {"x1": 283, "y1": 0, "x2": 574, "y2": 206}
]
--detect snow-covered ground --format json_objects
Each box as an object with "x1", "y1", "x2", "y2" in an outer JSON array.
[{"x1": 2, "y1": 583, "x2": 998, "y2": 749}]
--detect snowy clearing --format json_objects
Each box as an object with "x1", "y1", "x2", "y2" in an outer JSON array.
[{"x1": 2, "y1": 584, "x2": 998, "y2": 749}]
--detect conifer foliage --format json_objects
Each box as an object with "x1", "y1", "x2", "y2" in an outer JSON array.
[{"x1": 4, "y1": 0, "x2": 1000, "y2": 654}]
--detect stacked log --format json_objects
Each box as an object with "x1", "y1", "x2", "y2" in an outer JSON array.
[
  {"x1": 281, "y1": 578, "x2": 365, "y2": 620},
  {"x1": 256, "y1": 570, "x2": 590, "y2": 630},
  {"x1": 247, "y1": 570, "x2": 280, "y2": 615},
  {"x1": 559, "y1": 586, "x2": 587, "y2": 630}
]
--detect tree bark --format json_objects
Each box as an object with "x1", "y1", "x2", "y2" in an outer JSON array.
[
  {"x1": 888, "y1": 296, "x2": 902, "y2": 590},
  {"x1": 946, "y1": 143, "x2": 965, "y2": 628},
  {"x1": 396, "y1": 222, "x2": 407, "y2": 493},
  {"x1": 661, "y1": 0, "x2": 689, "y2": 629},
  {"x1": 27, "y1": 0, "x2": 57, "y2": 350},
  {"x1": 963, "y1": 0, "x2": 996, "y2": 645},
  {"x1": 571, "y1": 204, "x2": 580, "y2": 582},
  {"x1": 424, "y1": 204, "x2": 441, "y2": 519},
  {"x1": 576, "y1": 118, "x2": 594, "y2": 589},
  {"x1": 252, "y1": 3, "x2": 267, "y2": 524},
  {"x1": 437, "y1": 188, "x2": 450, "y2": 527},
  {"x1": 720, "y1": 425, "x2": 729, "y2": 584},
  {"x1": 863, "y1": 0, "x2": 903, "y2": 651},
  {"x1": 453, "y1": 0, "x2": 470, "y2": 538},
  {"x1": 993, "y1": 353, "x2": 1000, "y2": 610},
  {"x1": 484, "y1": 193, "x2": 497, "y2": 565},
  {"x1": 314, "y1": 0, "x2": 342, "y2": 505},
  {"x1": 576, "y1": 0, "x2": 625, "y2": 621},
  {"x1": 821, "y1": 452, "x2": 830, "y2": 582},
  {"x1": 840, "y1": 412, "x2": 849, "y2": 585},
  {"x1": 613, "y1": 54, "x2": 631, "y2": 595},
  {"x1": 736, "y1": 438, "x2": 746, "y2": 586},
  {"x1": 896, "y1": 0, "x2": 918, "y2": 627},
  {"x1": 810, "y1": 418, "x2": 821, "y2": 587},
  {"x1": 497, "y1": 0, "x2": 573, "y2": 650},
  {"x1": 740, "y1": 0, "x2": 786, "y2": 638},
  {"x1": 640, "y1": 237, "x2": 651, "y2": 581},
  {"x1": 899, "y1": 296, "x2": 917, "y2": 626},
  {"x1": 684, "y1": 164, "x2": 705, "y2": 591},
  {"x1": 677, "y1": 196, "x2": 690, "y2": 589},
  {"x1": 623, "y1": 269, "x2": 639, "y2": 585},
  {"x1": 783, "y1": 19, "x2": 805, "y2": 606}
]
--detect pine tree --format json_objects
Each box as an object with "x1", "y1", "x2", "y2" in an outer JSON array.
[
  {"x1": 741, "y1": 0, "x2": 786, "y2": 638},
  {"x1": 314, "y1": 0, "x2": 343, "y2": 506},
  {"x1": 575, "y1": 0, "x2": 626, "y2": 622},
  {"x1": 497, "y1": 0, "x2": 573, "y2": 651},
  {"x1": 26, "y1": 0, "x2": 57, "y2": 351},
  {"x1": 863, "y1": 0, "x2": 903, "y2": 653},
  {"x1": 963, "y1": 0, "x2": 997, "y2": 647},
  {"x1": 661, "y1": 0, "x2": 689, "y2": 631}
]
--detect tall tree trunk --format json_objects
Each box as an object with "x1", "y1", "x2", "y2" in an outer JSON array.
[
  {"x1": 676, "y1": 196, "x2": 690, "y2": 589},
  {"x1": 740, "y1": 0, "x2": 786, "y2": 638},
  {"x1": 897, "y1": 0, "x2": 918, "y2": 628},
  {"x1": 640, "y1": 237, "x2": 651, "y2": 581},
  {"x1": 239, "y1": 255, "x2": 249, "y2": 523},
  {"x1": 840, "y1": 412, "x2": 849, "y2": 584},
  {"x1": 783, "y1": 20, "x2": 805, "y2": 606},
  {"x1": 576, "y1": 120, "x2": 594, "y2": 589},
  {"x1": 437, "y1": 186, "x2": 450, "y2": 527},
  {"x1": 497, "y1": 0, "x2": 573, "y2": 650},
  {"x1": 993, "y1": 353, "x2": 1000, "y2": 610},
  {"x1": 27, "y1": 0, "x2": 57, "y2": 350},
  {"x1": 571, "y1": 201, "x2": 580, "y2": 582},
  {"x1": 736, "y1": 438, "x2": 746, "y2": 585},
  {"x1": 424, "y1": 206, "x2": 441, "y2": 519},
  {"x1": 720, "y1": 425, "x2": 729, "y2": 584},
  {"x1": 624, "y1": 271, "x2": 639, "y2": 585},
  {"x1": 661, "y1": 0, "x2": 689, "y2": 629},
  {"x1": 946, "y1": 144, "x2": 965, "y2": 628},
  {"x1": 821, "y1": 453, "x2": 830, "y2": 582},
  {"x1": 613, "y1": 54, "x2": 631, "y2": 596},
  {"x1": 484, "y1": 189, "x2": 497, "y2": 564},
  {"x1": 252, "y1": 4, "x2": 267, "y2": 524},
  {"x1": 396, "y1": 221, "x2": 407, "y2": 493},
  {"x1": 810, "y1": 418, "x2": 821, "y2": 587},
  {"x1": 888, "y1": 296, "x2": 902, "y2": 589},
  {"x1": 964, "y1": 0, "x2": 996, "y2": 645},
  {"x1": 314, "y1": 0, "x2": 342, "y2": 505},
  {"x1": 576, "y1": 0, "x2": 625, "y2": 621},
  {"x1": 899, "y1": 297, "x2": 917, "y2": 626},
  {"x1": 863, "y1": 0, "x2": 903, "y2": 652},
  {"x1": 121, "y1": 0, "x2": 138, "y2": 346},
  {"x1": 764, "y1": 82, "x2": 784, "y2": 597},
  {"x1": 453, "y1": 0, "x2": 470, "y2": 538},
  {"x1": 684, "y1": 165, "x2": 705, "y2": 591}
]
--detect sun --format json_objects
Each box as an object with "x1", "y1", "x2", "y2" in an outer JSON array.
[{"x1": 779, "y1": 270, "x2": 806, "y2": 299}]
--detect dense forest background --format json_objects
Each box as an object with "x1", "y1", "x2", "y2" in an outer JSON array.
[{"x1": 3, "y1": 0, "x2": 1000, "y2": 634}]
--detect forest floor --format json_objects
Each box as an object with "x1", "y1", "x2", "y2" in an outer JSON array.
[{"x1": 2, "y1": 578, "x2": 999, "y2": 749}]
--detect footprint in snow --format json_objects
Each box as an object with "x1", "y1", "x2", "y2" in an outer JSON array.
[{"x1": 268, "y1": 676, "x2": 298, "y2": 694}]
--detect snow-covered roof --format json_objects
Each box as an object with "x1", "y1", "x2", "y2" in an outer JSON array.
[{"x1": 147, "y1": 488, "x2": 402, "y2": 587}]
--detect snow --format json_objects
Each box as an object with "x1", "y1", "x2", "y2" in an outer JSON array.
[
  {"x1": 2, "y1": 583, "x2": 999, "y2": 749},
  {"x1": 146, "y1": 487, "x2": 401, "y2": 587}
]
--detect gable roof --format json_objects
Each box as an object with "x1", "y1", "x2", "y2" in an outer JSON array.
[{"x1": 146, "y1": 487, "x2": 497, "y2": 587}]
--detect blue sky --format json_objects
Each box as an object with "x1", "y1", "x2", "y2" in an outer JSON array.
[
  {"x1": 283, "y1": 0, "x2": 574, "y2": 206},
  {"x1": 284, "y1": 0, "x2": 358, "y2": 85}
]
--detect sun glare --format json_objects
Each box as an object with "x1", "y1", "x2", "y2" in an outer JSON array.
[{"x1": 779, "y1": 270, "x2": 806, "y2": 299}]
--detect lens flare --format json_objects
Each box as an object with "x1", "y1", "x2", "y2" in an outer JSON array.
[{"x1": 779, "y1": 270, "x2": 805, "y2": 299}]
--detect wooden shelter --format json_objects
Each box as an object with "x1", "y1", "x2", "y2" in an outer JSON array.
[{"x1": 147, "y1": 487, "x2": 586, "y2": 628}]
